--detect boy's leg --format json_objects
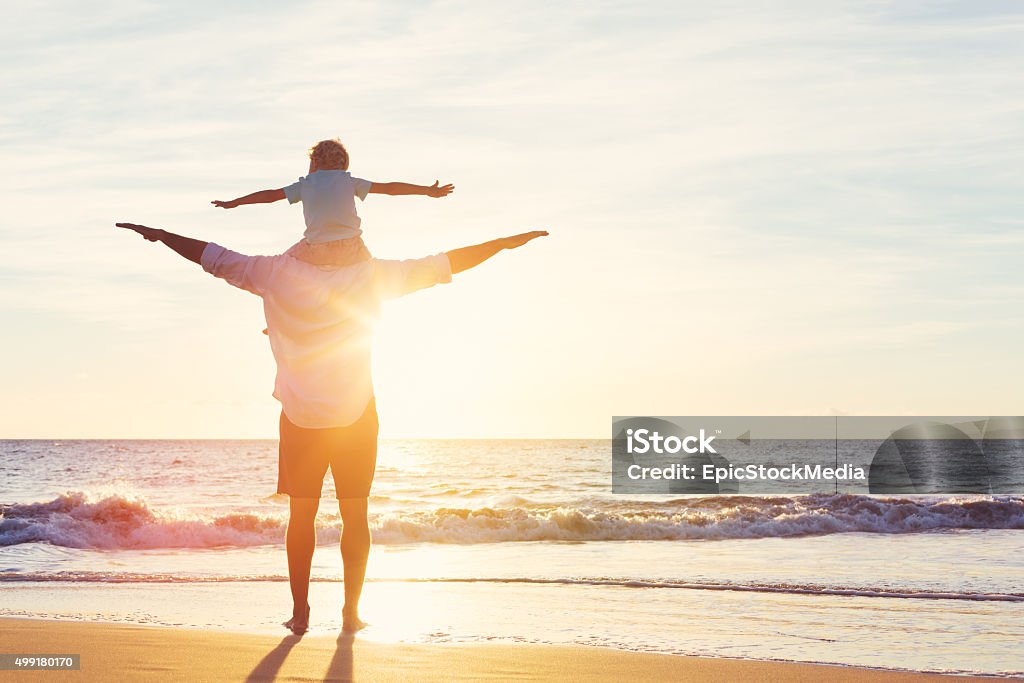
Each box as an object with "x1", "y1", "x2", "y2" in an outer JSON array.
[
  {"x1": 337, "y1": 497, "x2": 370, "y2": 631},
  {"x1": 285, "y1": 237, "x2": 372, "y2": 267},
  {"x1": 285, "y1": 496, "x2": 321, "y2": 632}
]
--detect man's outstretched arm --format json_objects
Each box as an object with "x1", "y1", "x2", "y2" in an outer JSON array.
[
  {"x1": 117, "y1": 222, "x2": 273, "y2": 296},
  {"x1": 375, "y1": 230, "x2": 548, "y2": 300},
  {"x1": 116, "y1": 223, "x2": 207, "y2": 264},
  {"x1": 447, "y1": 230, "x2": 548, "y2": 274}
]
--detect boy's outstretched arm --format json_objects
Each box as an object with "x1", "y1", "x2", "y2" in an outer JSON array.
[
  {"x1": 211, "y1": 188, "x2": 286, "y2": 209},
  {"x1": 447, "y1": 231, "x2": 548, "y2": 275},
  {"x1": 370, "y1": 180, "x2": 454, "y2": 198},
  {"x1": 115, "y1": 223, "x2": 207, "y2": 265}
]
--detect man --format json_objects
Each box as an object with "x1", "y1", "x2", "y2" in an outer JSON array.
[{"x1": 116, "y1": 221, "x2": 547, "y2": 634}]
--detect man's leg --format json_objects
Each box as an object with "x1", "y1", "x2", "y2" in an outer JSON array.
[
  {"x1": 337, "y1": 497, "x2": 370, "y2": 631},
  {"x1": 285, "y1": 496, "x2": 321, "y2": 633}
]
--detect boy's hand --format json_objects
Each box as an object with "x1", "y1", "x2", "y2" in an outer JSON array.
[
  {"x1": 211, "y1": 199, "x2": 239, "y2": 209},
  {"x1": 426, "y1": 181, "x2": 454, "y2": 198}
]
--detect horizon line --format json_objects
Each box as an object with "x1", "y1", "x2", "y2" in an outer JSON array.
[{"x1": 0, "y1": 435, "x2": 608, "y2": 441}]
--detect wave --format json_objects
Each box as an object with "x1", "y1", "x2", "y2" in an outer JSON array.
[
  {"x1": 0, "y1": 493, "x2": 291, "y2": 549},
  {"x1": 2, "y1": 571, "x2": 1021, "y2": 603},
  {"x1": 370, "y1": 493, "x2": 1024, "y2": 543},
  {"x1": 2, "y1": 491, "x2": 1023, "y2": 550}
]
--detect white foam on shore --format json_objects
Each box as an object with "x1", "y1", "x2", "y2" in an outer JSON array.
[{"x1": 2, "y1": 572, "x2": 1023, "y2": 603}]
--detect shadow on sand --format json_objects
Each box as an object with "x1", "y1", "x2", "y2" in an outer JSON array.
[
  {"x1": 245, "y1": 634, "x2": 303, "y2": 682},
  {"x1": 325, "y1": 632, "x2": 356, "y2": 682},
  {"x1": 245, "y1": 631, "x2": 356, "y2": 682}
]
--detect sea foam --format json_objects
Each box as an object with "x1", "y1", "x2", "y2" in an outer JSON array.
[{"x1": 1, "y1": 491, "x2": 1023, "y2": 549}]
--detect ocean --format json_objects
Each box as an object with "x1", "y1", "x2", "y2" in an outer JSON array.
[{"x1": 1, "y1": 439, "x2": 1022, "y2": 677}]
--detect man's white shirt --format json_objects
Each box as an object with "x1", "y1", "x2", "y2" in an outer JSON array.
[{"x1": 201, "y1": 243, "x2": 452, "y2": 428}]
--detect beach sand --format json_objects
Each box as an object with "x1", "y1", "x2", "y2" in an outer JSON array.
[{"x1": 0, "y1": 618, "x2": 1007, "y2": 682}]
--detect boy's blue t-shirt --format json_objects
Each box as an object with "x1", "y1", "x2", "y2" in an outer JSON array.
[{"x1": 283, "y1": 170, "x2": 373, "y2": 244}]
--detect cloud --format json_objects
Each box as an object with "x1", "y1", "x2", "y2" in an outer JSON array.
[{"x1": 2, "y1": 0, "x2": 1023, "y2": 435}]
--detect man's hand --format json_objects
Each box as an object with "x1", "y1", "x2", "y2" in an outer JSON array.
[
  {"x1": 446, "y1": 230, "x2": 549, "y2": 275},
  {"x1": 116, "y1": 222, "x2": 166, "y2": 242},
  {"x1": 426, "y1": 181, "x2": 455, "y2": 198},
  {"x1": 211, "y1": 200, "x2": 239, "y2": 209},
  {"x1": 501, "y1": 230, "x2": 549, "y2": 249},
  {"x1": 115, "y1": 222, "x2": 208, "y2": 264}
]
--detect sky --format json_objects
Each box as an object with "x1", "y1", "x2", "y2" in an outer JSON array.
[{"x1": 1, "y1": 0, "x2": 1023, "y2": 438}]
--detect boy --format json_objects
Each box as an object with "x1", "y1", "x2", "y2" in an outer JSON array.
[{"x1": 212, "y1": 138, "x2": 454, "y2": 266}]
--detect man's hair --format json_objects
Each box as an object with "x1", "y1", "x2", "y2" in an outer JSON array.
[{"x1": 309, "y1": 138, "x2": 350, "y2": 170}]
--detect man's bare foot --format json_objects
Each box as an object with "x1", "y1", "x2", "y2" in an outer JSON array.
[
  {"x1": 342, "y1": 610, "x2": 368, "y2": 633},
  {"x1": 342, "y1": 618, "x2": 366, "y2": 634},
  {"x1": 284, "y1": 604, "x2": 310, "y2": 635}
]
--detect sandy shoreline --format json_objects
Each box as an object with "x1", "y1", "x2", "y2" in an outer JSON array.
[{"x1": 0, "y1": 618, "x2": 1011, "y2": 682}]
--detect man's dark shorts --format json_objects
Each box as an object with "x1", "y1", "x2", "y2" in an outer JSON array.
[{"x1": 277, "y1": 399, "x2": 378, "y2": 499}]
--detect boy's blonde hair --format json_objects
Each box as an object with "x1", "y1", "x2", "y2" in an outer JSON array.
[{"x1": 309, "y1": 138, "x2": 350, "y2": 171}]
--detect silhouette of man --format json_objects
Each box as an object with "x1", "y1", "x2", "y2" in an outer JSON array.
[{"x1": 116, "y1": 221, "x2": 547, "y2": 633}]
